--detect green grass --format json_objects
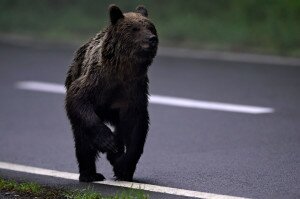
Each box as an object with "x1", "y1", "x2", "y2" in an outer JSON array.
[
  {"x1": 0, "y1": 178, "x2": 43, "y2": 195},
  {"x1": 0, "y1": 0, "x2": 300, "y2": 57},
  {"x1": 64, "y1": 188, "x2": 148, "y2": 199},
  {"x1": 0, "y1": 178, "x2": 64, "y2": 198},
  {"x1": 0, "y1": 178, "x2": 149, "y2": 199}
]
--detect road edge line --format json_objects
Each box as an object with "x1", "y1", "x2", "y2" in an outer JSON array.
[{"x1": 0, "y1": 161, "x2": 249, "y2": 199}]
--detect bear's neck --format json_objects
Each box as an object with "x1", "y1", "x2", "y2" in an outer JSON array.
[{"x1": 103, "y1": 56, "x2": 150, "y2": 81}]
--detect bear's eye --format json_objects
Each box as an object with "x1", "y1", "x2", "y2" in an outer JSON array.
[
  {"x1": 132, "y1": 27, "x2": 140, "y2": 32},
  {"x1": 148, "y1": 25, "x2": 156, "y2": 34}
]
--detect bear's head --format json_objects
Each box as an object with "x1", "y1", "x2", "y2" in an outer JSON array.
[{"x1": 102, "y1": 5, "x2": 158, "y2": 68}]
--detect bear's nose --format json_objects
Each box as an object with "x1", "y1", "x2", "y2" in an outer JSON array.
[{"x1": 149, "y1": 35, "x2": 158, "y2": 46}]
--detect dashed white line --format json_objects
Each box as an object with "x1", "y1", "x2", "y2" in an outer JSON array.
[
  {"x1": 0, "y1": 161, "x2": 249, "y2": 199},
  {"x1": 16, "y1": 81, "x2": 65, "y2": 93},
  {"x1": 150, "y1": 95, "x2": 273, "y2": 114},
  {"x1": 15, "y1": 81, "x2": 274, "y2": 114}
]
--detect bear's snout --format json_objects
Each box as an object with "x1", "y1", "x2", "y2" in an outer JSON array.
[
  {"x1": 140, "y1": 34, "x2": 158, "y2": 51},
  {"x1": 148, "y1": 35, "x2": 158, "y2": 47}
]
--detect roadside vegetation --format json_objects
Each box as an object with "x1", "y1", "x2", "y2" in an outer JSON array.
[
  {"x1": 0, "y1": 0, "x2": 299, "y2": 57},
  {"x1": 0, "y1": 178, "x2": 148, "y2": 199}
]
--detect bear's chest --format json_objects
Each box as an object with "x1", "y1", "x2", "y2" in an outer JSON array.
[
  {"x1": 107, "y1": 77, "x2": 146, "y2": 111},
  {"x1": 110, "y1": 100, "x2": 129, "y2": 110},
  {"x1": 109, "y1": 84, "x2": 131, "y2": 110}
]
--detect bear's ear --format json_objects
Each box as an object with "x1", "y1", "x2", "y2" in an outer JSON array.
[
  {"x1": 136, "y1": 5, "x2": 148, "y2": 17},
  {"x1": 109, "y1": 4, "x2": 124, "y2": 25}
]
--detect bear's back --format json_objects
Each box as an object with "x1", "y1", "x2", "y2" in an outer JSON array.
[{"x1": 80, "y1": 30, "x2": 108, "y2": 77}]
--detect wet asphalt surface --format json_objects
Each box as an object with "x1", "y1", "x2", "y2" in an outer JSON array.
[{"x1": 0, "y1": 42, "x2": 300, "y2": 199}]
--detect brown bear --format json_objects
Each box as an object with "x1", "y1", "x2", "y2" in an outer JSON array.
[{"x1": 65, "y1": 4, "x2": 158, "y2": 182}]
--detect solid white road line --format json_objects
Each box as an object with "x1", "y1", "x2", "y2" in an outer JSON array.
[
  {"x1": 15, "y1": 81, "x2": 274, "y2": 114},
  {"x1": 0, "y1": 161, "x2": 249, "y2": 199}
]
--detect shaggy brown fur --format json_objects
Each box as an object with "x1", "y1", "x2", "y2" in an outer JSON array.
[{"x1": 65, "y1": 4, "x2": 158, "y2": 182}]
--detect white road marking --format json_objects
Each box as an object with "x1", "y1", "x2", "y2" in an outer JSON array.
[
  {"x1": 16, "y1": 81, "x2": 65, "y2": 93},
  {"x1": 0, "y1": 161, "x2": 249, "y2": 199},
  {"x1": 15, "y1": 81, "x2": 274, "y2": 114},
  {"x1": 150, "y1": 95, "x2": 273, "y2": 114}
]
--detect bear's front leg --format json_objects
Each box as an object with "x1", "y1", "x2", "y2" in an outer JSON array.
[
  {"x1": 75, "y1": 139, "x2": 105, "y2": 182},
  {"x1": 113, "y1": 108, "x2": 149, "y2": 181},
  {"x1": 66, "y1": 85, "x2": 118, "y2": 182},
  {"x1": 107, "y1": 132, "x2": 125, "y2": 166},
  {"x1": 73, "y1": 124, "x2": 117, "y2": 182}
]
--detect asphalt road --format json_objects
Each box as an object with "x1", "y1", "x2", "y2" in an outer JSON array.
[{"x1": 0, "y1": 42, "x2": 300, "y2": 199}]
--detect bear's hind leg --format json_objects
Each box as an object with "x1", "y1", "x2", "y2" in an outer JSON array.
[{"x1": 112, "y1": 108, "x2": 149, "y2": 181}]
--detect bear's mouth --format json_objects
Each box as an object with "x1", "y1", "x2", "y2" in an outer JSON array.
[
  {"x1": 140, "y1": 42, "x2": 157, "y2": 52},
  {"x1": 141, "y1": 43, "x2": 150, "y2": 49},
  {"x1": 138, "y1": 42, "x2": 157, "y2": 58}
]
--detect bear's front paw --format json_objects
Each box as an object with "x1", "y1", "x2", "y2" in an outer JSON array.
[
  {"x1": 79, "y1": 173, "x2": 105, "y2": 182},
  {"x1": 113, "y1": 156, "x2": 135, "y2": 181},
  {"x1": 107, "y1": 150, "x2": 124, "y2": 166},
  {"x1": 98, "y1": 133, "x2": 119, "y2": 154}
]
